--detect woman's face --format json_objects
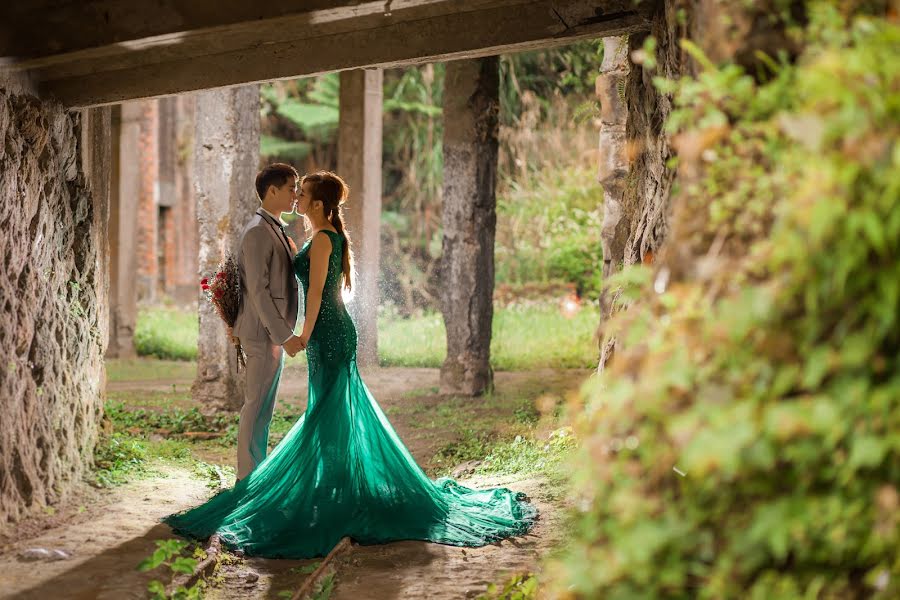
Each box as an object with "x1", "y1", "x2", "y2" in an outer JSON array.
[{"x1": 296, "y1": 181, "x2": 321, "y2": 216}]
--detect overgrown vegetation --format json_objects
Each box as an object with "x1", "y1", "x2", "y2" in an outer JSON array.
[
  {"x1": 137, "y1": 539, "x2": 207, "y2": 600},
  {"x1": 555, "y1": 4, "x2": 900, "y2": 597},
  {"x1": 260, "y1": 43, "x2": 604, "y2": 315},
  {"x1": 477, "y1": 572, "x2": 538, "y2": 600}
]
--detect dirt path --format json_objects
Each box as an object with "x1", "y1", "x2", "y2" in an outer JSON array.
[
  {"x1": 1, "y1": 466, "x2": 210, "y2": 599},
  {"x1": 3, "y1": 366, "x2": 586, "y2": 599}
]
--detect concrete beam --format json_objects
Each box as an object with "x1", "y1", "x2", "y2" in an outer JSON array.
[
  {"x1": 5, "y1": 1, "x2": 649, "y2": 107},
  {"x1": 338, "y1": 69, "x2": 383, "y2": 367},
  {"x1": 0, "y1": 1, "x2": 371, "y2": 60}
]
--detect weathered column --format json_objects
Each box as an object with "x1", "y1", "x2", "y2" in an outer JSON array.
[
  {"x1": 157, "y1": 97, "x2": 177, "y2": 295},
  {"x1": 135, "y1": 100, "x2": 159, "y2": 301},
  {"x1": 106, "y1": 102, "x2": 142, "y2": 358},
  {"x1": 439, "y1": 57, "x2": 499, "y2": 396},
  {"x1": 595, "y1": 37, "x2": 631, "y2": 371},
  {"x1": 192, "y1": 86, "x2": 260, "y2": 411},
  {"x1": 173, "y1": 95, "x2": 199, "y2": 301},
  {"x1": 338, "y1": 69, "x2": 383, "y2": 366}
]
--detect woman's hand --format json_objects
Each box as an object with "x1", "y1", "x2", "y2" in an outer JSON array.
[{"x1": 288, "y1": 236, "x2": 298, "y2": 255}]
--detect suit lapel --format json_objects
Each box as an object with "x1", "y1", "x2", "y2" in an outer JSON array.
[{"x1": 257, "y1": 209, "x2": 292, "y2": 260}]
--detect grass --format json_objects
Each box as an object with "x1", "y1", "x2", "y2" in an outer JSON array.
[
  {"x1": 106, "y1": 358, "x2": 196, "y2": 382},
  {"x1": 92, "y1": 432, "x2": 194, "y2": 487},
  {"x1": 135, "y1": 306, "x2": 198, "y2": 361},
  {"x1": 134, "y1": 304, "x2": 599, "y2": 370}
]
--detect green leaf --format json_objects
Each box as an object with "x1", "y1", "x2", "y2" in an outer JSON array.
[
  {"x1": 147, "y1": 580, "x2": 167, "y2": 599},
  {"x1": 276, "y1": 100, "x2": 339, "y2": 133},
  {"x1": 848, "y1": 436, "x2": 886, "y2": 470},
  {"x1": 170, "y1": 556, "x2": 198, "y2": 575},
  {"x1": 260, "y1": 135, "x2": 312, "y2": 160},
  {"x1": 137, "y1": 548, "x2": 168, "y2": 572}
]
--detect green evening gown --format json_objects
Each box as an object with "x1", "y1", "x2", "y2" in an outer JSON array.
[{"x1": 163, "y1": 230, "x2": 537, "y2": 559}]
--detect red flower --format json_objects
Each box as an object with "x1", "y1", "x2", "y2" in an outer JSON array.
[
  {"x1": 216, "y1": 272, "x2": 225, "y2": 280},
  {"x1": 214, "y1": 289, "x2": 224, "y2": 298},
  {"x1": 200, "y1": 277, "x2": 209, "y2": 286}
]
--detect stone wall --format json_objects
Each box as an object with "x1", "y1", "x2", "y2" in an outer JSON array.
[{"x1": 0, "y1": 80, "x2": 110, "y2": 527}]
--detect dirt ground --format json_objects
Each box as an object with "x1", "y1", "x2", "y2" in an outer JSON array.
[{"x1": 1, "y1": 365, "x2": 587, "y2": 599}]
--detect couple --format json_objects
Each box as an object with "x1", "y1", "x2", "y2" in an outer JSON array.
[{"x1": 164, "y1": 164, "x2": 536, "y2": 559}]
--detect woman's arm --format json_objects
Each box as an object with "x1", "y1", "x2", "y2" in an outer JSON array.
[{"x1": 299, "y1": 232, "x2": 333, "y2": 345}]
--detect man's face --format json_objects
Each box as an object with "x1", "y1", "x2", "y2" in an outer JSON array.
[{"x1": 270, "y1": 177, "x2": 298, "y2": 215}]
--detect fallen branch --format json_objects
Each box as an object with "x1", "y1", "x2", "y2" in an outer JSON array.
[
  {"x1": 166, "y1": 534, "x2": 222, "y2": 596},
  {"x1": 291, "y1": 537, "x2": 353, "y2": 600},
  {"x1": 179, "y1": 431, "x2": 224, "y2": 440}
]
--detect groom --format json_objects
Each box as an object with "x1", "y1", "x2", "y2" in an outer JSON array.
[{"x1": 232, "y1": 163, "x2": 305, "y2": 480}]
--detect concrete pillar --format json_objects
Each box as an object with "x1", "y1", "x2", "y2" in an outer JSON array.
[
  {"x1": 173, "y1": 95, "x2": 199, "y2": 302},
  {"x1": 157, "y1": 97, "x2": 177, "y2": 295},
  {"x1": 106, "y1": 102, "x2": 142, "y2": 358},
  {"x1": 595, "y1": 37, "x2": 631, "y2": 371},
  {"x1": 192, "y1": 86, "x2": 260, "y2": 411},
  {"x1": 338, "y1": 69, "x2": 383, "y2": 366},
  {"x1": 135, "y1": 100, "x2": 159, "y2": 302},
  {"x1": 439, "y1": 57, "x2": 499, "y2": 396}
]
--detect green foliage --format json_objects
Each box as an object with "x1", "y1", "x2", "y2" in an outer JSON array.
[
  {"x1": 499, "y1": 40, "x2": 603, "y2": 123},
  {"x1": 138, "y1": 539, "x2": 205, "y2": 600},
  {"x1": 91, "y1": 430, "x2": 194, "y2": 488},
  {"x1": 495, "y1": 164, "x2": 604, "y2": 299},
  {"x1": 556, "y1": 5, "x2": 900, "y2": 598},
  {"x1": 260, "y1": 134, "x2": 312, "y2": 161},
  {"x1": 476, "y1": 428, "x2": 576, "y2": 479},
  {"x1": 258, "y1": 44, "x2": 603, "y2": 313},
  {"x1": 92, "y1": 433, "x2": 149, "y2": 487},
  {"x1": 477, "y1": 572, "x2": 538, "y2": 600},
  {"x1": 135, "y1": 306, "x2": 198, "y2": 361},
  {"x1": 105, "y1": 400, "x2": 215, "y2": 434}
]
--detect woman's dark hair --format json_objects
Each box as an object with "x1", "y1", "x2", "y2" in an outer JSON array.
[
  {"x1": 302, "y1": 170, "x2": 353, "y2": 290},
  {"x1": 255, "y1": 163, "x2": 298, "y2": 201}
]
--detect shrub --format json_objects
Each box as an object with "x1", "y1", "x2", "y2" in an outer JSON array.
[{"x1": 554, "y1": 5, "x2": 900, "y2": 598}]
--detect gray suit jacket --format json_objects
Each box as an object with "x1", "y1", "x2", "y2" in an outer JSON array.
[{"x1": 233, "y1": 209, "x2": 299, "y2": 345}]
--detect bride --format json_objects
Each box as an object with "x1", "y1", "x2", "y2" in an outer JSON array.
[{"x1": 164, "y1": 170, "x2": 536, "y2": 559}]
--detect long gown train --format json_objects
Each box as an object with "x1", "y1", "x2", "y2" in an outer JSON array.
[{"x1": 164, "y1": 230, "x2": 536, "y2": 559}]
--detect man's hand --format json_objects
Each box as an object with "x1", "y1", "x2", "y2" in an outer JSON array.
[{"x1": 283, "y1": 335, "x2": 305, "y2": 357}]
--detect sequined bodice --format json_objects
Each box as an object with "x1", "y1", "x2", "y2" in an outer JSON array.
[{"x1": 293, "y1": 230, "x2": 357, "y2": 374}]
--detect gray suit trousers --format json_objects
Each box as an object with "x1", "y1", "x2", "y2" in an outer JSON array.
[{"x1": 237, "y1": 337, "x2": 285, "y2": 480}]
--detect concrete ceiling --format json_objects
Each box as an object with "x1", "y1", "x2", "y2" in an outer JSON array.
[{"x1": 0, "y1": 0, "x2": 652, "y2": 107}]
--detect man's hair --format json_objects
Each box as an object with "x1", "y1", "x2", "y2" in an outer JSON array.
[{"x1": 255, "y1": 163, "x2": 298, "y2": 201}]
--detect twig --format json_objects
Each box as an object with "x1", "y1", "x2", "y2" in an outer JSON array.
[
  {"x1": 166, "y1": 534, "x2": 222, "y2": 595},
  {"x1": 291, "y1": 537, "x2": 353, "y2": 600}
]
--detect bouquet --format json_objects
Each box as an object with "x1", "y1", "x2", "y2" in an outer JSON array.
[{"x1": 200, "y1": 255, "x2": 246, "y2": 371}]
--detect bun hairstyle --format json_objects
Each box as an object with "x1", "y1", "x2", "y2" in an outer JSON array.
[{"x1": 302, "y1": 170, "x2": 353, "y2": 290}]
